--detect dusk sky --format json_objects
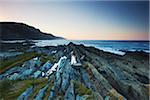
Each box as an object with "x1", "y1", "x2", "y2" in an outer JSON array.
[{"x1": 0, "y1": 0, "x2": 149, "y2": 40}]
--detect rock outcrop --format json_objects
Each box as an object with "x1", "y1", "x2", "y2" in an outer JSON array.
[{"x1": 0, "y1": 42, "x2": 149, "y2": 100}]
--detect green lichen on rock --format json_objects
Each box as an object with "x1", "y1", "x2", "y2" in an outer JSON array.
[
  {"x1": 0, "y1": 52, "x2": 41, "y2": 73},
  {"x1": 82, "y1": 62, "x2": 89, "y2": 69},
  {"x1": 40, "y1": 54, "x2": 56, "y2": 64},
  {"x1": 0, "y1": 78, "x2": 48, "y2": 100},
  {"x1": 43, "y1": 78, "x2": 55, "y2": 100},
  {"x1": 74, "y1": 81, "x2": 92, "y2": 96}
]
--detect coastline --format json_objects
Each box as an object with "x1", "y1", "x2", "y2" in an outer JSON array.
[
  {"x1": 1, "y1": 39, "x2": 149, "y2": 55},
  {"x1": 0, "y1": 41, "x2": 149, "y2": 99}
]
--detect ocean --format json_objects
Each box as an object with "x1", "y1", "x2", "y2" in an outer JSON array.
[{"x1": 2, "y1": 40, "x2": 149, "y2": 55}]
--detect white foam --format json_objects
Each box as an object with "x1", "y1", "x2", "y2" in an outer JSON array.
[
  {"x1": 1, "y1": 40, "x2": 25, "y2": 43},
  {"x1": 5, "y1": 40, "x2": 148, "y2": 56},
  {"x1": 97, "y1": 47, "x2": 125, "y2": 56},
  {"x1": 34, "y1": 40, "x2": 69, "y2": 47},
  {"x1": 143, "y1": 50, "x2": 150, "y2": 53}
]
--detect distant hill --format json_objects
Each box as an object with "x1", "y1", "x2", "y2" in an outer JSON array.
[{"x1": 0, "y1": 22, "x2": 63, "y2": 40}]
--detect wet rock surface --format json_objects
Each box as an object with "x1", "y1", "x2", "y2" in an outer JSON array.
[{"x1": 0, "y1": 42, "x2": 149, "y2": 100}]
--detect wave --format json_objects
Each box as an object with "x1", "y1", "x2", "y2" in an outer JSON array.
[{"x1": 2, "y1": 40, "x2": 149, "y2": 55}]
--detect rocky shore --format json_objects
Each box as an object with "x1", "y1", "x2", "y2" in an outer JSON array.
[{"x1": 0, "y1": 42, "x2": 149, "y2": 100}]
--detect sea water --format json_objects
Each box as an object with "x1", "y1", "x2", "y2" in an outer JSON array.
[
  {"x1": 33, "y1": 40, "x2": 149, "y2": 55},
  {"x1": 2, "y1": 40, "x2": 149, "y2": 55}
]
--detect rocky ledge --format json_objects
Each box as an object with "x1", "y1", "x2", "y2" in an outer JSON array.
[{"x1": 0, "y1": 42, "x2": 149, "y2": 100}]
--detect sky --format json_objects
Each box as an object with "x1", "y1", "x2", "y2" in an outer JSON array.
[{"x1": 0, "y1": 0, "x2": 149, "y2": 40}]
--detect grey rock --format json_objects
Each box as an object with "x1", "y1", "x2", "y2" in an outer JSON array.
[
  {"x1": 41, "y1": 61, "x2": 52, "y2": 72},
  {"x1": 33, "y1": 70, "x2": 42, "y2": 78},
  {"x1": 76, "y1": 95, "x2": 90, "y2": 100},
  {"x1": 9, "y1": 73, "x2": 20, "y2": 80},
  {"x1": 80, "y1": 69, "x2": 92, "y2": 89},
  {"x1": 64, "y1": 81, "x2": 75, "y2": 100},
  {"x1": 48, "y1": 86, "x2": 55, "y2": 100},
  {"x1": 19, "y1": 69, "x2": 34, "y2": 79},
  {"x1": 17, "y1": 86, "x2": 33, "y2": 100},
  {"x1": 35, "y1": 84, "x2": 49, "y2": 100}
]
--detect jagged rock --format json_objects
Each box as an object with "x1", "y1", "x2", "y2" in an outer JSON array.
[
  {"x1": 57, "y1": 56, "x2": 67, "y2": 71},
  {"x1": 48, "y1": 86, "x2": 55, "y2": 100},
  {"x1": 20, "y1": 69, "x2": 34, "y2": 79},
  {"x1": 17, "y1": 86, "x2": 33, "y2": 100},
  {"x1": 88, "y1": 56, "x2": 148, "y2": 99},
  {"x1": 46, "y1": 63, "x2": 58, "y2": 76},
  {"x1": 0, "y1": 42, "x2": 149, "y2": 100},
  {"x1": 104, "y1": 96, "x2": 110, "y2": 100},
  {"x1": 0, "y1": 66, "x2": 20, "y2": 79},
  {"x1": 35, "y1": 84, "x2": 49, "y2": 100},
  {"x1": 41, "y1": 61, "x2": 52, "y2": 72},
  {"x1": 94, "y1": 92, "x2": 104, "y2": 100},
  {"x1": 105, "y1": 88, "x2": 127, "y2": 100},
  {"x1": 87, "y1": 63, "x2": 112, "y2": 96},
  {"x1": 61, "y1": 61, "x2": 71, "y2": 92},
  {"x1": 8, "y1": 73, "x2": 20, "y2": 80},
  {"x1": 76, "y1": 95, "x2": 84, "y2": 100},
  {"x1": 69, "y1": 67, "x2": 81, "y2": 81},
  {"x1": 76, "y1": 95, "x2": 90, "y2": 100},
  {"x1": 3, "y1": 67, "x2": 19, "y2": 75},
  {"x1": 87, "y1": 62, "x2": 126, "y2": 99},
  {"x1": 80, "y1": 69, "x2": 93, "y2": 89},
  {"x1": 33, "y1": 70, "x2": 42, "y2": 78},
  {"x1": 64, "y1": 81, "x2": 75, "y2": 100},
  {"x1": 46, "y1": 56, "x2": 67, "y2": 77},
  {"x1": 22, "y1": 57, "x2": 41, "y2": 69},
  {"x1": 55, "y1": 57, "x2": 68, "y2": 90},
  {"x1": 33, "y1": 57, "x2": 41, "y2": 67},
  {"x1": 76, "y1": 43, "x2": 149, "y2": 100}
]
